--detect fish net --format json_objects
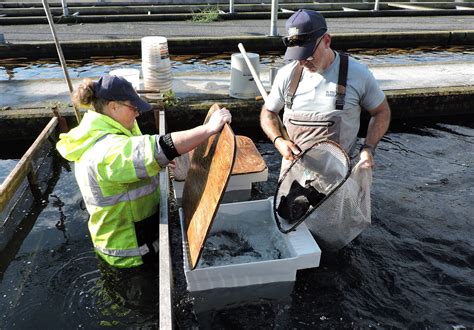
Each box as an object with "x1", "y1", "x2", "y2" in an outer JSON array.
[{"x1": 274, "y1": 140, "x2": 372, "y2": 250}]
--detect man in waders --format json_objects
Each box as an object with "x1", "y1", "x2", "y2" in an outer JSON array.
[{"x1": 261, "y1": 9, "x2": 391, "y2": 248}]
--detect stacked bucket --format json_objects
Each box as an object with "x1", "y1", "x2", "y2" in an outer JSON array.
[{"x1": 141, "y1": 36, "x2": 172, "y2": 97}]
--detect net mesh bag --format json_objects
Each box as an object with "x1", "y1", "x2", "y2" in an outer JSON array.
[{"x1": 274, "y1": 140, "x2": 372, "y2": 250}]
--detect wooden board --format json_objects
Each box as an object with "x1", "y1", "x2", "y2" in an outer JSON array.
[
  {"x1": 173, "y1": 135, "x2": 266, "y2": 181},
  {"x1": 232, "y1": 135, "x2": 267, "y2": 175},
  {"x1": 182, "y1": 104, "x2": 236, "y2": 269}
]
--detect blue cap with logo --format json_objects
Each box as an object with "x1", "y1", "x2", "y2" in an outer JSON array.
[
  {"x1": 283, "y1": 9, "x2": 328, "y2": 60},
  {"x1": 94, "y1": 75, "x2": 152, "y2": 113}
]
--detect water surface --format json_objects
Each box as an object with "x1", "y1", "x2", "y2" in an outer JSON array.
[
  {"x1": 1, "y1": 46, "x2": 473, "y2": 81},
  {"x1": 170, "y1": 119, "x2": 474, "y2": 328}
]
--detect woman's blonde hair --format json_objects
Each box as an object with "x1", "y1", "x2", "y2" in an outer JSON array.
[{"x1": 73, "y1": 78, "x2": 108, "y2": 113}]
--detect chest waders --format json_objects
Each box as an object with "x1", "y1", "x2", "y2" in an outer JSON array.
[
  {"x1": 275, "y1": 54, "x2": 372, "y2": 249},
  {"x1": 283, "y1": 53, "x2": 349, "y2": 151}
]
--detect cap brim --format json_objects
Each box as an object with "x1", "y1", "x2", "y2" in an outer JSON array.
[
  {"x1": 130, "y1": 95, "x2": 153, "y2": 113},
  {"x1": 284, "y1": 40, "x2": 317, "y2": 61}
]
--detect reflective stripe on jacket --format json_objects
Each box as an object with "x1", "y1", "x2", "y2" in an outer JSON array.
[{"x1": 57, "y1": 110, "x2": 161, "y2": 268}]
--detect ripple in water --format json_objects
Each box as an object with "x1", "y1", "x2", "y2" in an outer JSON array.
[
  {"x1": 46, "y1": 251, "x2": 158, "y2": 328},
  {"x1": 171, "y1": 121, "x2": 474, "y2": 328}
]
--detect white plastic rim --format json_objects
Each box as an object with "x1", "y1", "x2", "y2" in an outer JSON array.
[
  {"x1": 141, "y1": 36, "x2": 168, "y2": 46},
  {"x1": 143, "y1": 73, "x2": 172, "y2": 80},
  {"x1": 109, "y1": 68, "x2": 140, "y2": 90},
  {"x1": 229, "y1": 52, "x2": 260, "y2": 99},
  {"x1": 143, "y1": 82, "x2": 172, "y2": 88},
  {"x1": 231, "y1": 52, "x2": 260, "y2": 71},
  {"x1": 142, "y1": 66, "x2": 171, "y2": 71},
  {"x1": 141, "y1": 36, "x2": 173, "y2": 91},
  {"x1": 141, "y1": 36, "x2": 170, "y2": 65}
]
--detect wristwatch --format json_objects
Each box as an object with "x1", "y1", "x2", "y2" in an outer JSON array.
[{"x1": 360, "y1": 143, "x2": 376, "y2": 155}]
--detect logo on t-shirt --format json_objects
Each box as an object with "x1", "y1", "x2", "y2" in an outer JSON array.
[{"x1": 326, "y1": 90, "x2": 336, "y2": 97}]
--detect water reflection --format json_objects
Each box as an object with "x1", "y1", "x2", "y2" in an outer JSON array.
[{"x1": 0, "y1": 46, "x2": 473, "y2": 81}]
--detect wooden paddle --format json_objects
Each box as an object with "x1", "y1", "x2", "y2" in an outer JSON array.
[{"x1": 182, "y1": 104, "x2": 237, "y2": 269}]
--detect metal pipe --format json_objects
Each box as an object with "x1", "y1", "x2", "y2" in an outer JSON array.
[
  {"x1": 60, "y1": 0, "x2": 69, "y2": 16},
  {"x1": 270, "y1": 0, "x2": 278, "y2": 36},
  {"x1": 374, "y1": 0, "x2": 380, "y2": 11},
  {"x1": 42, "y1": 0, "x2": 81, "y2": 124},
  {"x1": 229, "y1": 0, "x2": 234, "y2": 14}
]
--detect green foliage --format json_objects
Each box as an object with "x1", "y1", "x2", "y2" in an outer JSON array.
[
  {"x1": 190, "y1": 6, "x2": 220, "y2": 23},
  {"x1": 162, "y1": 90, "x2": 180, "y2": 108}
]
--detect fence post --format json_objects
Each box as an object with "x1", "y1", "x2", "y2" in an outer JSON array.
[
  {"x1": 229, "y1": 0, "x2": 234, "y2": 14},
  {"x1": 270, "y1": 0, "x2": 278, "y2": 36},
  {"x1": 374, "y1": 0, "x2": 380, "y2": 11},
  {"x1": 61, "y1": 0, "x2": 69, "y2": 16}
]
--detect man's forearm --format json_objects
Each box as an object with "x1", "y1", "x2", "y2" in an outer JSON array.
[
  {"x1": 365, "y1": 99, "x2": 391, "y2": 147},
  {"x1": 260, "y1": 107, "x2": 282, "y2": 142}
]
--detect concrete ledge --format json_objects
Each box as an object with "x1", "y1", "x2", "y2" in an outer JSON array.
[
  {"x1": 0, "y1": 0, "x2": 315, "y2": 6},
  {"x1": 1, "y1": 31, "x2": 473, "y2": 60},
  {"x1": 3, "y1": 3, "x2": 472, "y2": 16},
  {"x1": 1, "y1": 8, "x2": 474, "y2": 25},
  {"x1": 1, "y1": 85, "x2": 472, "y2": 142}
]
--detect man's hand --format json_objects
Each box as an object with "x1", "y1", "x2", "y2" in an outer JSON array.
[
  {"x1": 359, "y1": 149, "x2": 374, "y2": 168},
  {"x1": 275, "y1": 138, "x2": 301, "y2": 161}
]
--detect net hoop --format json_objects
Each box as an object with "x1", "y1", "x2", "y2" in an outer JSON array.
[{"x1": 273, "y1": 139, "x2": 352, "y2": 234}]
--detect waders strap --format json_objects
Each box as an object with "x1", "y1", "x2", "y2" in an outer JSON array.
[
  {"x1": 285, "y1": 64, "x2": 304, "y2": 110},
  {"x1": 285, "y1": 53, "x2": 349, "y2": 111},
  {"x1": 336, "y1": 54, "x2": 349, "y2": 110}
]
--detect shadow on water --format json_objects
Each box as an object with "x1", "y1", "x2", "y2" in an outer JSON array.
[{"x1": 0, "y1": 138, "x2": 66, "y2": 279}]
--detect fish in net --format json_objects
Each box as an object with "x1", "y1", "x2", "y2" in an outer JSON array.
[
  {"x1": 274, "y1": 140, "x2": 373, "y2": 250},
  {"x1": 274, "y1": 140, "x2": 352, "y2": 233}
]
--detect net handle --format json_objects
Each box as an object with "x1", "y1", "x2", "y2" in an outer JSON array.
[{"x1": 273, "y1": 140, "x2": 352, "y2": 234}]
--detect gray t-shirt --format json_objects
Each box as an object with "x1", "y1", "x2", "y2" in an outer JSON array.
[{"x1": 265, "y1": 52, "x2": 385, "y2": 114}]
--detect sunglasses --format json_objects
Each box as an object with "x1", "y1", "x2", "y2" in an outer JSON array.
[
  {"x1": 282, "y1": 28, "x2": 327, "y2": 47},
  {"x1": 304, "y1": 35, "x2": 326, "y2": 61},
  {"x1": 114, "y1": 101, "x2": 139, "y2": 113}
]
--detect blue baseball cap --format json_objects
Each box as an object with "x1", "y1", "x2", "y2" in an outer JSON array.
[
  {"x1": 94, "y1": 75, "x2": 152, "y2": 113},
  {"x1": 283, "y1": 9, "x2": 328, "y2": 60}
]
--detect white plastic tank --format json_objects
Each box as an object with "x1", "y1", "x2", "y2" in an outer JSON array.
[
  {"x1": 229, "y1": 52, "x2": 260, "y2": 99},
  {"x1": 141, "y1": 36, "x2": 172, "y2": 97},
  {"x1": 109, "y1": 68, "x2": 140, "y2": 90}
]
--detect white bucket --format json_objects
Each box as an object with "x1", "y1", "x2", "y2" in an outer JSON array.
[
  {"x1": 229, "y1": 52, "x2": 260, "y2": 99},
  {"x1": 141, "y1": 36, "x2": 172, "y2": 95},
  {"x1": 109, "y1": 68, "x2": 140, "y2": 90}
]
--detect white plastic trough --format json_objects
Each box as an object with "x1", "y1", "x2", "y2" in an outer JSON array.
[
  {"x1": 173, "y1": 168, "x2": 268, "y2": 204},
  {"x1": 179, "y1": 197, "x2": 321, "y2": 292}
]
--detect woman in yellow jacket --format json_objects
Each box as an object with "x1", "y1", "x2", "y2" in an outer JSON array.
[{"x1": 57, "y1": 75, "x2": 231, "y2": 268}]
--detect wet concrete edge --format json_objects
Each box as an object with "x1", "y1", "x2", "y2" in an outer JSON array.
[
  {"x1": 1, "y1": 85, "x2": 473, "y2": 142},
  {"x1": 1, "y1": 31, "x2": 474, "y2": 59}
]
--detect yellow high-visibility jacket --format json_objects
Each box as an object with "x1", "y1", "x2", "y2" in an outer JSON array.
[{"x1": 57, "y1": 110, "x2": 161, "y2": 268}]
